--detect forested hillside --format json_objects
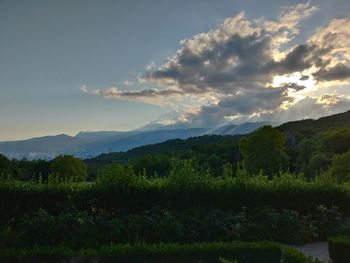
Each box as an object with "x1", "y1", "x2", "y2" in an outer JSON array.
[{"x1": 3, "y1": 110, "x2": 350, "y2": 182}]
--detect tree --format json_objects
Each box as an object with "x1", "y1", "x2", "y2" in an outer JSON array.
[
  {"x1": 239, "y1": 126, "x2": 288, "y2": 177},
  {"x1": 50, "y1": 155, "x2": 87, "y2": 182},
  {"x1": 0, "y1": 154, "x2": 13, "y2": 178},
  {"x1": 132, "y1": 154, "x2": 172, "y2": 178},
  {"x1": 328, "y1": 149, "x2": 350, "y2": 183},
  {"x1": 321, "y1": 128, "x2": 350, "y2": 155}
]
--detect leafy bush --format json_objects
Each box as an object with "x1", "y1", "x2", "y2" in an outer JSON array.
[{"x1": 282, "y1": 247, "x2": 322, "y2": 263}]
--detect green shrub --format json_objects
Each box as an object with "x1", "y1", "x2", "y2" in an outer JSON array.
[
  {"x1": 282, "y1": 247, "x2": 323, "y2": 263},
  {"x1": 329, "y1": 236, "x2": 350, "y2": 263},
  {"x1": 0, "y1": 242, "x2": 281, "y2": 263}
]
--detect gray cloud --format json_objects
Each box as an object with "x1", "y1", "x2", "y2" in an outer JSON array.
[
  {"x1": 281, "y1": 83, "x2": 306, "y2": 91},
  {"x1": 313, "y1": 63, "x2": 350, "y2": 81},
  {"x1": 264, "y1": 44, "x2": 314, "y2": 75},
  {"x1": 181, "y1": 87, "x2": 292, "y2": 127},
  {"x1": 84, "y1": 2, "x2": 350, "y2": 127},
  {"x1": 299, "y1": 75, "x2": 309, "y2": 81}
]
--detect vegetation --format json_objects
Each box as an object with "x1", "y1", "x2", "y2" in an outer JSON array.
[
  {"x1": 239, "y1": 126, "x2": 288, "y2": 177},
  {"x1": 0, "y1": 241, "x2": 313, "y2": 263},
  {"x1": 1, "y1": 205, "x2": 348, "y2": 248},
  {"x1": 281, "y1": 247, "x2": 323, "y2": 263},
  {"x1": 2, "y1": 113, "x2": 350, "y2": 260},
  {"x1": 4, "y1": 125, "x2": 350, "y2": 183},
  {"x1": 50, "y1": 155, "x2": 87, "y2": 182}
]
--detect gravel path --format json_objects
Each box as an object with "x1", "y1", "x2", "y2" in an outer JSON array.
[{"x1": 289, "y1": 242, "x2": 329, "y2": 262}]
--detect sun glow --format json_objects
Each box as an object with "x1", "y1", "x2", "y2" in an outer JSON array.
[
  {"x1": 271, "y1": 70, "x2": 318, "y2": 110},
  {"x1": 273, "y1": 70, "x2": 317, "y2": 102},
  {"x1": 272, "y1": 72, "x2": 316, "y2": 91}
]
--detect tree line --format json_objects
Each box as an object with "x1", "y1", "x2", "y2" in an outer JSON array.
[{"x1": 1, "y1": 125, "x2": 350, "y2": 184}]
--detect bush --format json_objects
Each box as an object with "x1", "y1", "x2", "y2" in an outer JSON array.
[
  {"x1": 0, "y1": 242, "x2": 281, "y2": 263},
  {"x1": 328, "y1": 236, "x2": 350, "y2": 263},
  {"x1": 282, "y1": 247, "x2": 322, "y2": 263},
  {"x1": 328, "y1": 149, "x2": 350, "y2": 183}
]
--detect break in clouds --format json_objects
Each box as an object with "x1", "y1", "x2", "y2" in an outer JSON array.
[{"x1": 82, "y1": 2, "x2": 350, "y2": 128}]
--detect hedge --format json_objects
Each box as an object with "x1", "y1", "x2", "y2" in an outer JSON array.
[
  {"x1": 329, "y1": 236, "x2": 350, "y2": 263},
  {"x1": 0, "y1": 243, "x2": 325, "y2": 263},
  {"x1": 0, "y1": 242, "x2": 282, "y2": 263},
  {"x1": 1, "y1": 182, "x2": 350, "y2": 220},
  {"x1": 2, "y1": 206, "x2": 347, "y2": 248}
]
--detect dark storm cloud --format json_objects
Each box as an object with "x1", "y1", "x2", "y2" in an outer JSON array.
[
  {"x1": 264, "y1": 44, "x2": 314, "y2": 75},
  {"x1": 313, "y1": 63, "x2": 350, "y2": 81},
  {"x1": 281, "y1": 82, "x2": 306, "y2": 91}
]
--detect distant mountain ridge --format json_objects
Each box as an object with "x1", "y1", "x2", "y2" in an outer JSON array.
[
  {"x1": 0, "y1": 122, "x2": 271, "y2": 159},
  {"x1": 3, "y1": 109, "x2": 349, "y2": 160},
  {"x1": 4, "y1": 111, "x2": 350, "y2": 159}
]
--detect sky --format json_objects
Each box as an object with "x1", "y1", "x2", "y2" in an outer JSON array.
[{"x1": 1, "y1": 0, "x2": 350, "y2": 140}]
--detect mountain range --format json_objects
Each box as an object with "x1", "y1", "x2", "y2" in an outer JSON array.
[
  {"x1": 2, "y1": 109, "x2": 350, "y2": 160},
  {"x1": 0, "y1": 122, "x2": 271, "y2": 159}
]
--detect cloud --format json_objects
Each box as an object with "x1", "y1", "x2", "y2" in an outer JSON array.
[
  {"x1": 141, "y1": 2, "x2": 317, "y2": 95},
  {"x1": 81, "y1": 85, "x2": 185, "y2": 108},
  {"x1": 313, "y1": 63, "x2": 350, "y2": 81},
  {"x1": 84, "y1": 2, "x2": 350, "y2": 127}
]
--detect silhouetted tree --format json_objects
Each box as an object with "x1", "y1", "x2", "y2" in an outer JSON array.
[
  {"x1": 0, "y1": 154, "x2": 13, "y2": 178},
  {"x1": 50, "y1": 155, "x2": 87, "y2": 182},
  {"x1": 239, "y1": 126, "x2": 288, "y2": 177},
  {"x1": 328, "y1": 149, "x2": 350, "y2": 183}
]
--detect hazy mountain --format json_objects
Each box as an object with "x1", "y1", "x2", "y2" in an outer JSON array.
[
  {"x1": 0, "y1": 128, "x2": 209, "y2": 159},
  {"x1": 79, "y1": 128, "x2": 209, "y2": 158},
  {"x1": 209, "y1": 122, "x2": 273, "y2": 135},
  {"x1": 0, "y1": 121, "x2": 276, "y2": 159},
  {"x1": 0, "y1": 134, "x2": 85, "y2": 159}
]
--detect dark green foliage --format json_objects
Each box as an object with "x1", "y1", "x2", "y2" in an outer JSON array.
[
  {"x1": 0, "y1": 154, "x2": 13, "y2": 176},
  {"x1": 2, "y1": 206, "x2": 348, "y2": 248},
  {"x1": 2, "y1": 170, "x2": 350, "y2": 223},
  {"x1": 239, "y1": 126, "x2": 288, "y2": 177},
  {"x1": 96, "y1": 163, "x2": 139, "y2": 186},
  {"x1": 50, "y1": 155, "x2": 87, "y2": 182},
  {"x1": 321, "y1": 129, "x2": 350, "y2": 155},
  {"x1": 278, "y1": 110, "x2": 350, "y2": 135},
  {"x1": 0, "y1": 242, "x2": 281, "y2": 263},
  {"x1": 282, "y1": 247, "x2": 322, "y2": 263},
  {"x1": 328, "y1": 236, "x2": 350, "y2": 263},
  {"x1": 328, "y1": 149, "x2": 350, "y2": 183},
  {"x1": 85, "y1": 135, "x2": 241, "y2": 178},
  {"x1": 132, "y1": 154, "x2": 172, "y2": 177},
  {"x1": 17, "y1": 159, "x2": 51, "y2": 181},
  {"x1": 0, "y1": 154, "x2": 20, "y2": 179}
]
